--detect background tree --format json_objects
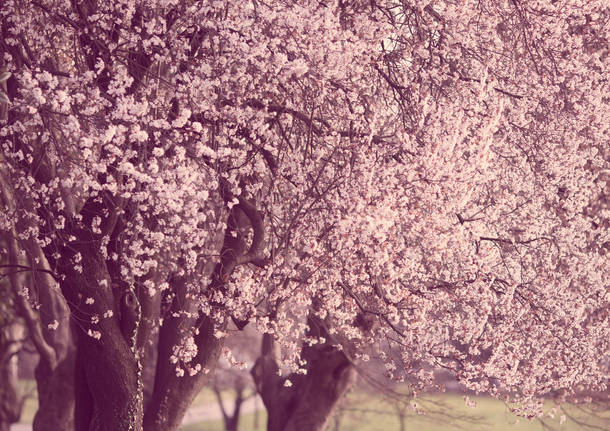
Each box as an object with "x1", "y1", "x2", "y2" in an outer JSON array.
[
  {"x1": 252, "y1": 313, "x2": 358, "y2": 431},
  {"x1": 0, "y1": 242, "x2": 24, "y2": 431},
  {"x1": 211, "y1": 325, "x2": 260, "y2": 431},
  {"x1": 0, "y1": 1, "x2": 608, "y2": 431},
  {"x1": 0, "y1": 160, "x2": 75, "y2": 431}
]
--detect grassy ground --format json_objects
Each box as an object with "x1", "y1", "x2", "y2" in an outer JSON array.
[
  {"x1": 16, "y1": 379, "x2": 609, "y2": 431},
  {"x1": 17, "y1": 380, "x2": 37, "y2": 423},
  {"x1": 181, "y1": 412, "x2": 264, "y2": 431},
  {"x1": 180, "y1": 392, "x2": 610, "y2": 431}
]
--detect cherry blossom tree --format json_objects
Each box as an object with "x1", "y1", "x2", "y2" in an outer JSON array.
[{"x1": 0, "y1": 0, "x2": 608, "y2": 431}]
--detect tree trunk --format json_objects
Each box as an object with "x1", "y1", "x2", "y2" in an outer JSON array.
[
  {"x1": 0, "y1": 177, "x2": 76, "y2": 431},
  {"x1": 214, "y1": 386, "x2": 245, "y2": 431},
  {"x1": 143, "y1": 276, "x2": 224, "y2": 431},
  {"x1": 399, "y1": 414, "x2": 406, "y2": 431},
  {"x1": 252, "y1": 317, "x2": 356, "y2": 431},
  {"x1": 49, "y1": 217, "x2": 144, "y2": 431},
  {"x1": 226, "y1": 388, "x2": 244, "y2": 431},
  {"x1": 73, "y1": 325, "x2": 143, "y2": 431},
  {"x1": 27, "y1": 242, "x2": 76, "y2": 431},
  {"x1": 143, "y1": 308, "x2": 223, "y2": 431}
]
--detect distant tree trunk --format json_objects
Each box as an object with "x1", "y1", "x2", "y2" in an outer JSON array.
[
  {"x1": 254, "y1": 396, "x2": 260, "y2": 430},
  {"x1": 332, "y1": 403, "x2": 345, "y2": 431},
  {"x1": 32, "y1": 350, "x2": 75, "y2": 431},
  {"x1": 399, "y1": 415, "x2": 406, "y2": 431},
  {"x1": 252, "y1": 316, "x2": 356, "y2": 431},
  {"x1": 28, "y1": 246, "x2": 75, "y2": 431},
  {"x1": 2, "y1": 175, "x2": 76, "y2": 431},
  {"x1": 214, "y1": 384, "x2": 246, "y2": 431}
]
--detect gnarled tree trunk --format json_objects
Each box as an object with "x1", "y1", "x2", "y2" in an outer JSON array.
[
  {"x1": 48, "y1": 207, "x2": 144, "y2": 431},
  {"x1": 252, "y1": 317, "x2": 356, "y2": 431}
]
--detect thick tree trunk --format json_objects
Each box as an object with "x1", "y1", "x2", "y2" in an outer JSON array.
[
  {"x1": 252, "y1": 317, "x2": 356, "y2": 431},
  {"x1": 73, "y1": 330, "x2": 143, "y2": 431},
  {"x1": 49, "y1": 216, "x2": 144, "y2": 431},
  {"x1": 63, "y1": 279, "x2": 143, "y2": 431}
]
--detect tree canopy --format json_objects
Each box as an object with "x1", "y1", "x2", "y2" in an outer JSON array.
[{"x1": 0, "y1": 0, "x2": 608, "y2": 430}]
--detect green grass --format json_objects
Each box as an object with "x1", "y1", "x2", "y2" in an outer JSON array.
[
  {"x1": 16, "y1": 378, "x2": 609, "y2": 431},
  {"x1": 332, "y1": 393, "x2": 610, "y2": 431},
  {"x1": 17, "y1": 379, "x2": 38, "y2": 423},
  {"x1": 180, "y1": 393, "x2": 610, "y2": 431},
  {"x1": 180, "y1": 411, "x2": 265, "y2": 431},
  {"x1": 332, "y1": 394, "x2": 540, "y2": 431}
]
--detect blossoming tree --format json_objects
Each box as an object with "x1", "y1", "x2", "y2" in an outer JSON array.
[{"x1": 0, "y1": 0, "x2": 608, "y2": 430}]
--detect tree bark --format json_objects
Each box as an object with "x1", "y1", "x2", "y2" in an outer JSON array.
[
  {"x1": 252, "y1": 317, "x2": 356, "y2": 431},
  {"x1": 72, "y1": 329, "x2": 142, "y2": 431},
  {"x1": 49, "y1": 212, "x2": 144, "y2": 431}
]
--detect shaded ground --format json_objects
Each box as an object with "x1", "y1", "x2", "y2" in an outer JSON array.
[{"x1": 10, "y1": 396, "x2": 262, "y2": 431}]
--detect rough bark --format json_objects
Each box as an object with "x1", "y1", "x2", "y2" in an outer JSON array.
[
  {"x1": 72, "y1": 329, "x2": 142, "y2": 431},
  {"x1": 135, "y1": 281, "x2": 161, "y2": 408},
  {"x1": 252, "y1": 317, "x2": 356, "y2": 431},
  {"x1": 48, "y1": 207, "x2": 143, "y2": 431}
]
